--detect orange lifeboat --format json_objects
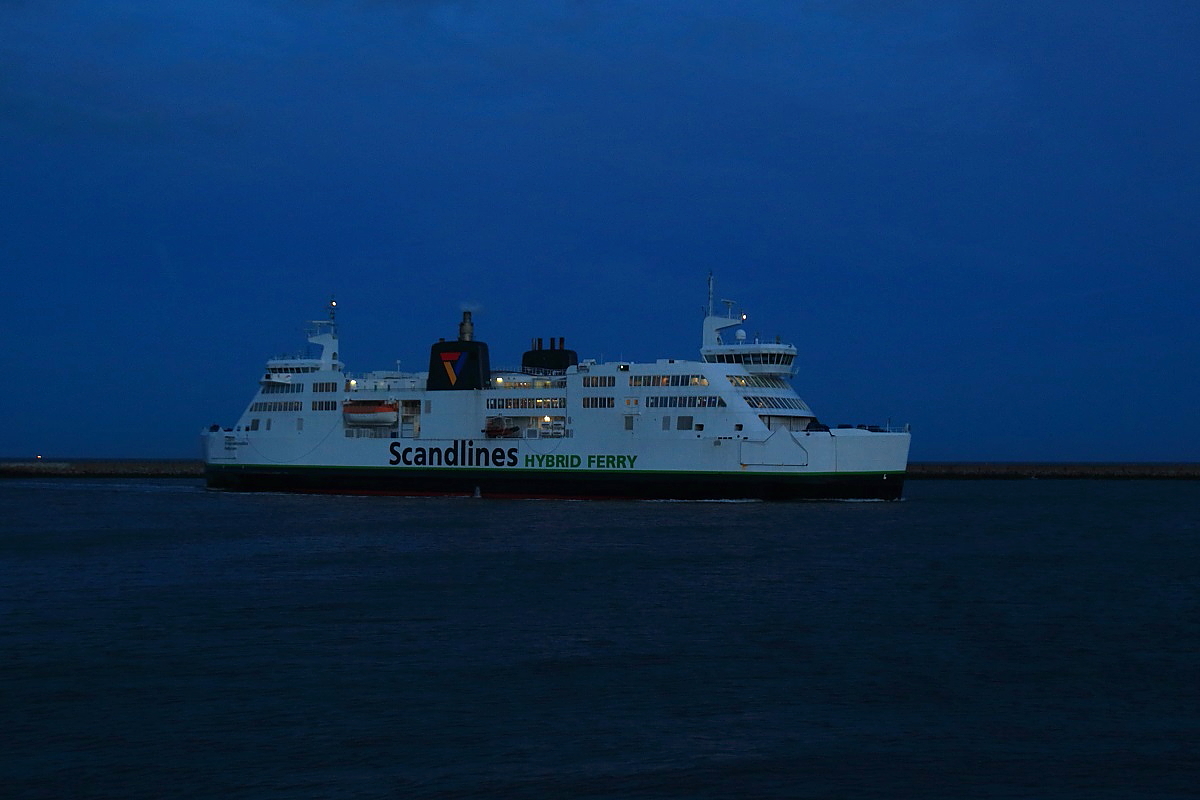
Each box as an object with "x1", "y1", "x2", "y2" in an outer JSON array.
[
  {"x1": 483, "y1": 416, "x2": 520, "y2": 438},
  {"x1": 342, "y1": 400, "x2": 400, "y2": 426}
]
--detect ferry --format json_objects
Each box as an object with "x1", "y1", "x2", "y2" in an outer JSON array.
[{"x1": 202, "y1": 278, "x2": 910, "y2": 500}]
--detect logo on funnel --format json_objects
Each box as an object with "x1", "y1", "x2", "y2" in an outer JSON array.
[{"x1": 440, "y1": 351, "x2": 467, "y2": 385}]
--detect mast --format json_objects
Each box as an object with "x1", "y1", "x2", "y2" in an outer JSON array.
[{"x1": 701, "y1": 275, "x2": 744, "y2": 347}]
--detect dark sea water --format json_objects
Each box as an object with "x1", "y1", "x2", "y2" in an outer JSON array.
[{"x1": 1, "y1": 479, "x2": 1197, "y2": 799}]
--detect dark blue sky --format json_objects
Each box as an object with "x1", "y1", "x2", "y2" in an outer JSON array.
[{"x1": 3, "y1": 1, "x2": 1197, "y2": 461}]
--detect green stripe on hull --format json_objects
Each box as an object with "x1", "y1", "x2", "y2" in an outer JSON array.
[{"x1": 205, "y1": 464, "x2": 905, "y2": 501}]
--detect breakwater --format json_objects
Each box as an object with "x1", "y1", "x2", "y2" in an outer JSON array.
[
  {"x1": 0, "y1": 460, "x2": 204, "y2": 478},
  {"x1": 908, "y1": 462, "x2": 1200, "y2": 479},
  {"x1": 2, "y1": 460, "x2": 1198, "y2": 480}
]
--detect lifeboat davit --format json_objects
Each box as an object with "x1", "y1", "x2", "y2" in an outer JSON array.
[{"x1": 342, "y1": 401, "x2": 399, "y2": 426}]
